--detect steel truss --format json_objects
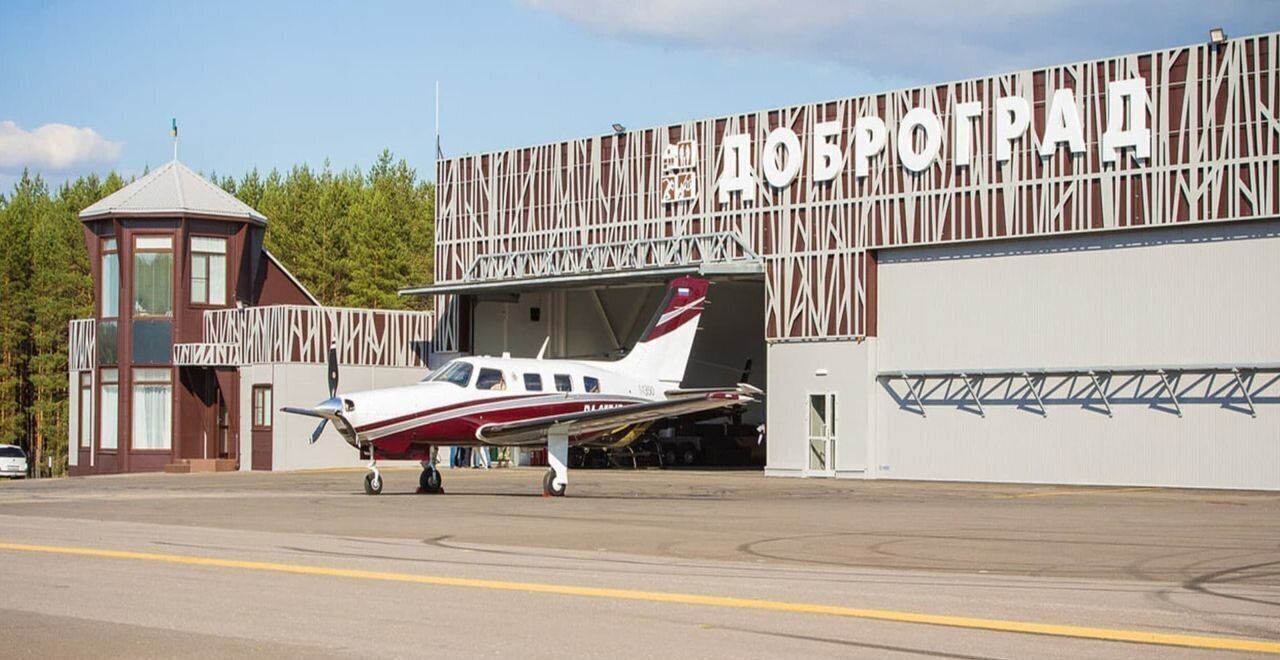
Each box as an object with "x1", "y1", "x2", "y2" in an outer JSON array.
[{"x1": 885, "y1": 364, "x2": 1280, "y2": 418}]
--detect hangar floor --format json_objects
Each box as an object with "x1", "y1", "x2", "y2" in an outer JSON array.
[{"x1": 1, "y1": 470, "x2": 1278, "y2": 658}]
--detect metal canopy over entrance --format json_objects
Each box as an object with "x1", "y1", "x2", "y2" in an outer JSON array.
[{"x1": 399, "y1": 261, "x2": 763, "y2": 298}]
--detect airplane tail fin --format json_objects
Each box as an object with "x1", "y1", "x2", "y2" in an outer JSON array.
[{"x1": 618, "y1": 277, "x2": 709, "y2": 388}]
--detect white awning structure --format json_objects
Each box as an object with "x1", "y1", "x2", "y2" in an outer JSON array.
[{"x1": 400, "y1": 260, "x2": 762, "y2": 297}]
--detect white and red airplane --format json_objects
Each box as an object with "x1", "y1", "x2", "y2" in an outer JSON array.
[{"x1": 282, "y1": 277, "x2": 761, "y2": 496}]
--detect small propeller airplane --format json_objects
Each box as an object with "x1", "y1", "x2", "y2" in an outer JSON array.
[{"x1": 282, "y1": 277, "x2": 762, "y2": 496}]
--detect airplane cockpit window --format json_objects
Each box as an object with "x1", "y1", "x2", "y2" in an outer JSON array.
[
  {"x1": 476, "y1": 368, "x2": 507, "y2": 391},
  {"x1": 584, "y1": 376, "x2": 601, "y2": 393},
  {"x1": 553, "y1": 374, "x2": 572, "y2": 392},
  {"x1": 423, "y1": 361, "x2": 473, "y2": 387},
  {"x1": 523, "y1": 373, "x2": 543, "y2": 391}
]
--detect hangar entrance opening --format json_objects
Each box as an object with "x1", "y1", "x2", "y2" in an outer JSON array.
[{"x1": 461, "y1": 277, "x2": 766, "y2": 468}]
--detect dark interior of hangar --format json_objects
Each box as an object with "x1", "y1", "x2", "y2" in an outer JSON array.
[{"x1": 465, "y1": 279, "x2": 766, "y2": 467}]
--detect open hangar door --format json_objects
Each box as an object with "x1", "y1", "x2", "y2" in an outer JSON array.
[{"x1": 467, "y1": 276, "x2": 766, "y2": 467}]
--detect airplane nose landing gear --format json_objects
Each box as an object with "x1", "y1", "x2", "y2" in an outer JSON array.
[
  {"x1": 363, "y1": 463, "x2": 383, "y2": 495},
  {"x1": 542, "y1": 469, "x2": 566, "y2": 497}
]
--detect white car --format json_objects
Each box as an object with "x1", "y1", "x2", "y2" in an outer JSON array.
[{"x1": 0, "y1": 444, "x2": 27, "y2": 479}]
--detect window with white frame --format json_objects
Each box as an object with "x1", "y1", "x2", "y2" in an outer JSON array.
[
  {"x1": 252, "y1": 385, "x2": 272, "y2": 430},
  {"x1": 78, "y1": 372, "x2": 93, "y2": 449},
  {"x1": 190, "y1": 236, "x2": 227, "y2": 305},
  {"x1": 131, "y1": 368, "x2": 172, "y2": 450},
  {"x1": 101, "y1": 238, "x2": 119, "y2": 318},
  {"x1": 100, "y1": 368, "x2": 119, "y2": 450},
  {"x1": 133, "y1": 236, "x2": 173, "y2": 317}
]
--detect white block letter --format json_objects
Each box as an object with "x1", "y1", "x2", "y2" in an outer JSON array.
[
  {"x1": 897, "y1": 107, "x2": 943, "y2": 172},
  {"x1": 952, "y1": 101, "x2": 983, "y2": 167},
  {"x1": 718, "y1": 133, "x2": 754, "y2": 203},
  {"x1": 811, "y1": 120, "x2": 842, "y2": 182},
  {"x1": 763, "y1": 127, "x2": 802, "y2": 188},
  {"x1": 1039, "y1": 88, "x2": 1086, "y2": 157},
  {"x1": 853, "y1": 116, "x2": 887, "y2": 177},
  {"x1": 995, "y1": 96, "x2": 1030, "y2": 162},
  {"x1": 1101, "y1": 77, "x2": 1150, "y2": 163}
]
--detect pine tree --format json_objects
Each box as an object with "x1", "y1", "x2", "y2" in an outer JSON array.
[
  {"x1": 29, "y1": 176, "x2": 98, "y2": 476},
  {"x1": 0, "y1": 172, "x2": 39, "y2": 456},
  {"x1": 237, "y1": 168, "x2": 264, "y2": 210}
]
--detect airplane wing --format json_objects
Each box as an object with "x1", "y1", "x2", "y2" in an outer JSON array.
[{"x1": 475, "y1": 384, "x2": 761, "y2": 445}]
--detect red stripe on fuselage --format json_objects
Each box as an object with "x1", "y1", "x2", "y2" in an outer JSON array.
[
  {"x1": 367, "y1": 397, "x2": 640, "y2": 459},
  {"x1": 354, "y1": 394, "x2": 535, "y2": 433}
]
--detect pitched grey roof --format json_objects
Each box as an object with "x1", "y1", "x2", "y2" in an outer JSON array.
[{"x1": 79, "y1": 160, "x2": 267, "y2": 224}]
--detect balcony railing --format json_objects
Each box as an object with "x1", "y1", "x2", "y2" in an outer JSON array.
[
  {"x1": 183, "y1": 305, "x2": 435, "y2": 368},
  {"x1": 68, "y1": 319, "x2": 96, "y2": 371}
]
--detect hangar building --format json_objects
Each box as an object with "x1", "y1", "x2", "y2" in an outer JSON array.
[{"x1": 410, "y1": 32, "x2": 1280, "y2": 490}]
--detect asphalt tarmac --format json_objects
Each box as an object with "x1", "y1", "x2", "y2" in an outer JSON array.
[{"x1": 1, "y1": 468, "x2": 1277, "y2": 658}]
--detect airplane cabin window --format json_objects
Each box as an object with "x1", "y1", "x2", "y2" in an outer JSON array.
[
  {"x1": 584, "y1": 376, "x2": 601, "y2": 393},
  {"x1": 554, "y1": 374, "x2": 572, "y2": 392},
  {"x1": 425, "y1": 361, "x2": 473, "y2": 387},
  {"x1": 476, "y1": 368, "x2": 507, "y2": 391},
  {"x1": 523, "y1": 373, "x2": 543, "y2": 391}
]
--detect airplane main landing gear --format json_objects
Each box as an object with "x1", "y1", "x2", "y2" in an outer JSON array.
[
  {"x1": 544, "y1": 429, "x2": 569, "y2": 497},
  {"x1": 419, "y1": 464, "x2": 443, "y2": 494}
]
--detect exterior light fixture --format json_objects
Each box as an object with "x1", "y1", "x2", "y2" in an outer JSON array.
[
  {"x1": 611, "y1": 123, "x2": 626, "y2": 134},
  {"x1": 1209, "y1": 27, "x2": 1227, "y2": 46}
]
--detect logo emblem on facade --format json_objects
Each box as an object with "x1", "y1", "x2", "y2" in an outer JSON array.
[{"x1": 660, "y1": 139, "x2": 698, "y2": 203}]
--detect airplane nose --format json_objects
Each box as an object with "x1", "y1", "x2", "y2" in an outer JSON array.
[{"x1": 317, "y1": 397, "x2": 343, "y2": 416}]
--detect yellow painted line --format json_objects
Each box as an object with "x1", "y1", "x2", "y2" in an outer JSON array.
[
  {"x1": 996, "y1": 486, "x2": 1157, "y2": 499},
  {"x1": 2, "y1": 541, "x2": 1278, "y2": 655}
]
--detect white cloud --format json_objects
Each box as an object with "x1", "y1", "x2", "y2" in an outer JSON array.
[
  {"x1": 0, "y1": 120, "x2": 123, "y2": 173},
  {"x1": 523, "y1": 0, "x2": 1279, "y2": 80}
]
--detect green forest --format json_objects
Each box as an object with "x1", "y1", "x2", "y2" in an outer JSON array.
[{"x1": 0, "y1": 150, "x2": 435, "y2": 477}]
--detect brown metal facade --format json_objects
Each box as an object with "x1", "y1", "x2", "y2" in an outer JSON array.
[{"x1": 435, "y1": 33, "x2": 1280, "y2": 346}]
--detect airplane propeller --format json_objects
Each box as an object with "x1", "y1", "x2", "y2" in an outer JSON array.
[{"x1": 308, "y1": 343, "x2": 341, "y2": 444}]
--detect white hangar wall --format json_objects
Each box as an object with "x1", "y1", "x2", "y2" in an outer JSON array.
[
  {"x1": 765, "y1": 341, "x2": 874, "y2": 479},
  {"x1": 766, "y1": 219, "x2": 1280, "y2": 490},
  {"x1": 873, "y1": 219, "x2": 1280, "y2": 490}
]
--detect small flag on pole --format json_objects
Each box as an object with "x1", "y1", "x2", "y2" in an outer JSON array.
[{"x1": 171, "y1": 118, "x2": 178, "y2": 138}]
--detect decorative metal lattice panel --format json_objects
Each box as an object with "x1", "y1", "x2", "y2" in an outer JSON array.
[
  {"x1": 201, "y1": 306, "x2": 434, "y2": 367},
  {"x1": 436, "y1": 35, "x2": 1280, "y2": 346}
]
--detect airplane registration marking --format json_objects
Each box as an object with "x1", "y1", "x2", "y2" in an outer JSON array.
[{"x1": 1, "y1": 541, "x2": 1278, "y2": 655}]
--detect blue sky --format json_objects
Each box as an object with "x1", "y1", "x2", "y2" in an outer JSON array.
[{"x1": 2, "y1": 0, "x2": 1277, "y2": 192}]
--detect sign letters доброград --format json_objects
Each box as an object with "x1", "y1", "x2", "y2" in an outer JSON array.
[{"x1": 713, "y1": 77, "x2": 1151, "y2": 205}]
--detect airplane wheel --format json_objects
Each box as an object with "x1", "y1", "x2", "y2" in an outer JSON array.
[
  {"x1": 419, "y1": 467, "x2": 442, "y2": 494},
  {"x1": 542, "y1": 469, "x2": 566, "y2": 497},
  {"x1": 679, "y1": 445, "x2": 698, "y2": 466},
  {"x1": 364, "y1": 472, "x2": 383, "y2": 495}
]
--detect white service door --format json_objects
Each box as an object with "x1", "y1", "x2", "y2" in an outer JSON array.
[{"x1": 807, "y1": 393, "x2": 836, "y2": 476}]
